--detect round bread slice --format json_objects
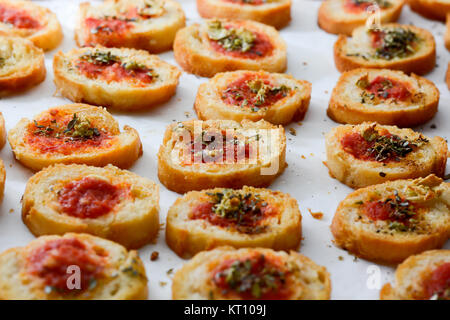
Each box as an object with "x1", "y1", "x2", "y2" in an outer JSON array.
[
  {"x1": 380, "y1": 250, "x2": 450, "y2": 299},
  {"x1": 197, "y1": 0, "x2": 292, "y2": 29},
  {"x1": 334, "y1": 23, "x2": 436, "y2": 75},
  {"x1": 0, "y1": 0, "x2": 62, "y2": 51},
  {"x1": 408, "y1": 0, "x2": 450, "y2": 21},
  {"x1": 194, "y1": 70, "x2": 311, "y2": 125},
  {"x1": 0, "y1": 158, "x2": 5, "y2": 203},
  {"x1": 75, "y1": 0, "x2": 185, "y2": 53},
  {"x1": 331, "y1": 175, "x2": 450, "y2": 264},
  {"x1": 166, "y1": 186, "x2": 302, "y2": 258},
  {"x1": 157, "y1": 119, "x2": 287, "y2": 194},
  {"x1": 446, "y1": 62, "x2": 450, "y2": 90},
  {"x1": 0, "y1": 36, "x2": 45, "y2": 97},
  {"x1": 327, "y1": 68, "x2": 439, "y2": 127},
  {"x1": 53, "y1": 46, "x2": 181, "y2": 111},
  {"x1": 319, "y1": 0, "x2": 404, "y2": 36},
  {"x1": 0, "y1": 233, "x2": 148, "y2": 300},
  {"x1": 8, "y1": 103, "x2": 143, "y2": 171},
  {"x1": 22, "y1": 164, "x2": 160, "y2": 249},
  {"x1": 172, "y1": 247, "x2": 331, "y2": 300},
  {"x1": 325, "y1": 122, "x2": 447, "y2": 188},
  {"x1": 173, "y1": 19, "x2": 287, "y2": 77}
]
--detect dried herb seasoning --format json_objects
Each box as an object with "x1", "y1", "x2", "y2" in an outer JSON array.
[
  {"x1": 34, "y1": 113, "x2": 100, "y2": 140},
  {"x1": 80, "y1": 51, "x2": 121, "y2": 66},
  {"x1": 208, "y1": 20, "x2": 255, "y2": 52},
  {"x1": 370, "y1": 28, "x2": 417, "y2": 60},
  {"x1": 351, "y1": 0, "x2": 391, "y2": 8}
]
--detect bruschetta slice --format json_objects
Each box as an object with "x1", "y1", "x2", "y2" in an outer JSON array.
[
  {"x1": 408, "y1": 0, "x2": 450, "y2": 21},
  {"x1": 446, "y1": 62, "x2": 450, "y2": 90},
  {"x1": 172, "y1": 247, "x2": 331, "y2": 300},
  {"x1": 22, "y1": 164, "x2": 159, "y2": 249},
  {"x1": 197, "y1": 0, "x2": 292, "y2": 29},
  {"x1": 325, "y1": 123, "x2": 447, "y2": 188},
  {"x1": 194, "y1": 70, "x2": 311, "y2": 125},
  {"x1": 53, "y1": 46, "x2": 181, "y2": 111},
  {"x1": 173, "y1": 19, "x2": 287, "y2": 77},
  {"x1": 75, "y1": 0, "x2": 185, "y2": 53},
  {"x1": 334, "y1": 23, "x2": 436, "y2": 75},
  {"x1": 0, "y1": 0, "x2": 62, "y2": 51},
  {"x1": 327, "y1": 68, "x2": 439, "y2": 127},
  {"x1": 166, "y1": 186, "x2": 302, "y2": 258},
  {"x1": 8, "y1": 103, "x2": 142, "y2": 171},
  {"x1": 331, "y1": 175, "x2": 450, "y2": 264},
  {"x1": 380, "y1": 250, "x2": 450, "y2": 299},
  {"x1": 0, "y1": 158, "x2": 4, "y2": 204},
  {"x1": 157, "y1": 119, "x2": 286, "y2": 194},
  {"x1": 319, "y1": 0, "x2": 405, "y2": 36},
  {"x1": 0, "y1": 233, "x2": 148, "y2": 300},
  {"x1": 0, "y1": 36, "x2": 45, "y2": 97},
  {"x1": 445, "y1": 13, "x2": 450, "y2": 51}
]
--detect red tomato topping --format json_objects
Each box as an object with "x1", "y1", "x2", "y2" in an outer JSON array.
[
  {"x1": 343, "y1": 0, "x2": 376, "y2": 13},
  {"x1": 371, "y1": 29, "x2": 385, "y2": 48},
  {"x1": 362, "y1": 192, "x2": 416, "y2": 224},
  {"x1": 365, "y1": 76, "x2": 411, "y2": 101},
  {"x1": 0, "y1": 4, "x2": 40, "y2": 29},
  {"x1": 424, "y1": 263, "x2": 450, "y2": 300},
  {"x1": 84, "y1": 17, "x2": 132, "y2": 47},
  {"x1": 363, "y1": 201, "x2": 393, "y2": 221},
  {"x1": 341, "y1": 132, "x2": 375, "y2": 161},
  {"x1": 27, "y1": 238, "x2": 106, "y2": 292},
  {"x1": 58, "y1": 177, "x2": 125, "y2": 219}
]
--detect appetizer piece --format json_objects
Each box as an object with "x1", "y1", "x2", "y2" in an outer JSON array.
[
  {"x1": 75, "y1": 0, "x2": 185, "y2": 53},
  {"x1": 197, "y1": 0, "x2": 292, "y2": 29},
  {"x1": 408, "y1": 0, "x2": 450, "y2": 21},
  {"x1": 319, "y1": 0, "x2": 405, "y2": 36},
  {"x1": 445, "y1": 13, "x2": 450, "y2": 51},
  {"x1": 8, "y1": 104, "x2": 142, "y2": 171},
  {"x1": 172, "y1": 247, "x2": 331, "y2": 300},
  {"x1": 0, "y1": 158, "x2": 4, "y2": 203},
  {"x1": 0, "y1": 0, "x2": 62, "y2": 51},
  {"x1": 173, "y1": 19, "x2": 287, "y2": 77},
  {"x1": 0, "y1": 36, "x2": 45, "y2": 96},
  {"x1": 331, "y1": 175, "x2": 450, "y2": 264},
  {"x1": 446, "y1": 62, "x2": 450, "y2": 90},
  {"x1": 54, "y1": 46, "x2": 181, "y2": 111},
  {"x1": 325, "y1": 123, "x2": 447, "y2": 188},
  {"x1": 22, "y1": 164, "x2": 160, "y2": 249},
  {"x1": 166, "y1": 186, "x2": 302, "y2": 258},
  {"x1": 334, "y1": 24, "x2": 436, "y2": 75},
  {"x1": 157, "y1": 119, "x2": 286, "y2": 194},
  {"x1": 194, "y1": 70, "x2": 311, "y2": 125},
  {"x1": 327, "y1": 68, "x2": 439, "y2": 127},
  {"x1": 381, "y1": 250, "x2": 450, "y2": 299},
  {"x1": 0, "y1": 233, "x2": 148, "y2": 299}
]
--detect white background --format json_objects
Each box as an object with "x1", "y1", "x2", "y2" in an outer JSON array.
[{"x1": 0, "y1": 0, "x2": 448, "y2": 299}]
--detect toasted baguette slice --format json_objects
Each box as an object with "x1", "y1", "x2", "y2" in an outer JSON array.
[
  {"x1": 8, "y1": 103, "x2": 143, "y2": 171},
  {"x1": 0, "y1": 0, "x2": 62, "y2": 51},
  {"x1": 445, "y1": 14, "x2": 450, "y2": 51},
  {"x1": 166, "y1": 186, "x2": 302, "y2": 258},
  {"x1": 325, "y1": 123, "x2": 447, "y2": 188},
  {"x1": 319, "y1": 0, "x2": 404, "y2": 36},
  {"x1": 334, "y1": 23, "x2": 436, "y2": 75},
  {"x1": 0, "y1": 158, "x2": 4, "y2": 203},
  {"x1": 0, "y1": 233, "x2": 148, "y2": 300},
  {"x1": 381, "y1": 250, "x2": 450, "y2": 299},
  {"x1": 172, "y1": 247, "x2": 331, "y2": 300},
  {"x1": 332, "y1": 175, "x2": 450, "y2": 264},
  {"x1": 408, "y1": 0, "x2": 450, "y2": 21},
  {"x1": 157, "y1": 119, "x2": 286, "y2": 194},
  {"x1": 197, "y1": 0, "x2": 292, "y2": 29},
  {"x1": 446, "y1": 62, "x2": 450, "y2": 90},
  {"x1": 53, "y1": 46, "x2": 181, "y2": 111},
  {"x1": 0, "y1": 36, "x2": 45, "y2": 96},
  {"x1": 22, "y1": 164, "x2": 159, "y2": 249},
  {"x1": 327, "y1": 68, "x2": 439, "y2": 127},
  {"x1": 173, "y1": 19, "x2": 287, "y2": 77},
  {"x1": 0, "y1": 112, "x2": 5, "y2": 150},
  {"x1": 75, "y1": 0, "x2": 185, "y2": 53},
  {"x1": 194, "y1": 70, "x2": 311, "y2": 125}
]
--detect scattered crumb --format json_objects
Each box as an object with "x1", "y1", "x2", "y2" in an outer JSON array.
[
  {"x1": 288, "y1": 128, "x2": 296, "y2": 136},
  {"x1": 308, "y1": 208, "x2": 324, "y2": 220},
  {"x1": 301, "y1": 155, "x2": 306, "y2": 159},
  {"x1": 184, "y1": 111, "x2": 191, "y2": 118},
  {"x1": 159, "y1": 281, "x2": 167, "y2": 287},
  {"x1": 353, "y1": 256, "x2": 359, "y2": 262},
  {"x1": 324, "y1": 90, "x2": 329, "y2": 94},
  {"x1": 310, "y1": 153, "x2": 314, "y2": 157},
  {"x1": 9, "y1": 164, "x2": 12, "y2": 168},
  {"x1": 302, "y1": 62, "x2": 307, "y2": 66},
  {"x1": 430, "y1": 124, "x2": 436, "y2": 129},
  {"x1": 167, "y1": 268, "x2": 174, "y2": 276},
  {"x1": 150, "y1": 251, "x2": 159, "y2": 261},
  {"x1": 9, "y1": 209, "x2": 13, "y2": 213},
  {"x1": 297, "y1": 122, "x2": 303, "y2": 126},
  {"x1": 338, "y1": 256, "x2": 344, "y2": 261}
]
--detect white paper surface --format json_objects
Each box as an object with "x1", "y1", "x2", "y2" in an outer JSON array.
[{"x1": 0, "y1": 0, "x2": 448, "y2": 300}]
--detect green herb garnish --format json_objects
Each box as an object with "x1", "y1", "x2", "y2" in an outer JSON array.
[
  {"x1": 208, "y1": 20, "x2": 255, "y2": 52},
  {"x1": 370, "y1": 27, "x2": 418, "y2": 60}
]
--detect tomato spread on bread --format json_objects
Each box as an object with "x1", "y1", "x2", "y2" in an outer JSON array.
[
  {"x1": 0, "y1": 3, "x2": 40, "y2": 29},
  {"x1": 424, "y1": 263, "x2": 450, "y2": 300},
  {"x1": 344, "y1": 0, "x2": 391, "y2": 13},
  {"x1": 223, "y1": 0, "x2": 274, "y2": 4},
  {"x1": 356, "y1": 75, "x2": 411, "y2": 102},
  {"x1": 369, "y1": 27, "x2": 418, "y2": 60}
]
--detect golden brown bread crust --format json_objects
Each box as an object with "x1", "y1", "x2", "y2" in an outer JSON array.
[
  {"x1": 408, "y1": 0, "x2": 450, "y2": 20},
  {"x1": 327, "y1": 68, "x2": 440, "y2": 127},
  {"x1": 331, "y1": 175, "x2": 450, "y2": 264},
  {"x1": 334, "y1": 24, "x2": 436, "y2": 75},
  {"x1": 173, "y1": 19, "x2": 287, "y2": 77},
  {"x1": 157, "y1": 119, "x2": 287, "y2": 194},
  {"x1": 197, "y1": 0, "x2": 292, "y2": 29},
  {"x1": 0, "y1": 233, "x2": 148, "y2": 300},
  {"x1": 8, "y1": 104, "x2": 143, "y2": 171},
  {"x1": 0, "y1": 159, "x2": 5, "y2": 204},
  {"x1": 22, "y1": 164, "x2": 160, "y2": 249},
  {"x1": 166, "y1": 186, "x2": 302, "y2": 258},
  {"x1": 446, "y1": 62, "x2": 450, "y2": 90},
  {"x1": 172, "y1": 247, "x2": 331, "y2": 300},
  {"x1": 0, "y1": 112, "x2": 5, "y2": 150},
  {"x1": 318, "y1": 0, "x2": 405, "y2": 36},
  {"x1": 380, "y1": 250, "x2": 450, "y2": 299},
  {"x1": 53, "y1": 46, "x2": 181, "y2": 111},
  {"x1": 325, "y1": 123, "x2": 448, "y2": 189}
]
